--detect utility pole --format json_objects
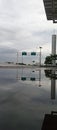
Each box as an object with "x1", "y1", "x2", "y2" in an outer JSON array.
[
  {"x1": 17, "y1": 51, "x2": 18, "y2": 64},
  {"x1": 39, "y1": 47, "x2": 42, "y2": 67}
]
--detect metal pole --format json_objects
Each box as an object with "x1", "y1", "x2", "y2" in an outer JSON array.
[
  {"x1": 17, "y1": 51, "x2": 18, "y2": 64},
  {"x1": 39, "y1": 47, "x2": 42, "y2": 67},
  {"x1": 22, "y1": 55, "x2": 23, "y2": 65}
]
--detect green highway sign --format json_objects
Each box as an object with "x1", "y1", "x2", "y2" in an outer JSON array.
[
  {"x1": 31, "y1": 52, "x2": 36, "y2": 56},
  {"x1": 22, "y1": 52, "x2": 27, "y2": 55}
]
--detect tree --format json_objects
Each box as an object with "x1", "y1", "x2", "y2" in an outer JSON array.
[
  {"x1": 44, "y1": 55, "x2": 52, "y2": 65},
  {"x1": 44, "y1": 54, "x2": 57, "y2": 66}
]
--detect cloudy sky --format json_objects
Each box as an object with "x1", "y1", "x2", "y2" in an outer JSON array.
[{"x1": 0, "y1": 0, "x2": 57, "y2": 63}]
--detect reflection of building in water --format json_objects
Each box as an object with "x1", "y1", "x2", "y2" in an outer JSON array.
[
  {"x1": 44, "y1": 69, "x2": 57, "y2": 100},
  {"x1": 51, "y1": 78, "x2": 56, "y2": 99},
  {"x1": 16, "y1": 68, "x2": 41, "y2": 86},
  {"x1": 51, "y1": 70, "x2": 56, "y2": 99}
]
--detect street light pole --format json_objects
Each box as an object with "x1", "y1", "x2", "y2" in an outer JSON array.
[
  {"x1": 17, "y1": 51, "x2": 18, "y2": 64},
  {"x1": 39, "y1": 47, "x2": 42, "y2": 67}
]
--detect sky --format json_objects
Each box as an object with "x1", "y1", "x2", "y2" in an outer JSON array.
[{"x1": 0, "y1": 0, "x2": 57, "y2": 64}]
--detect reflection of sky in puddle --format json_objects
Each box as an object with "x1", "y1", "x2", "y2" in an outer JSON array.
[{"x1": 0, "y1": 68, "x2": 57, "y2": 130}]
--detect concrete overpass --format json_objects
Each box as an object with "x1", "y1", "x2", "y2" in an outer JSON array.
[{"x1": 43, "y1": 0, "x2": 57, "y2": 23}]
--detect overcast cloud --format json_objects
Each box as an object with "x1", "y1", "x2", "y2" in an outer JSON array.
[{"x1": 0, "y1": 0, "x2": 57, "y2": 63}]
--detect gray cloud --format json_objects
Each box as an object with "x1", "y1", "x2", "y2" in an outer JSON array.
[
  {"x1": 0, "y1": 27, "x2": 16, "y2": 42},
  {"x1": 0, "y1": 0, "x2": 56, "y2": 62},
  {"x1": 0, "y1": 46, "x2": 16, "y2": 54}
]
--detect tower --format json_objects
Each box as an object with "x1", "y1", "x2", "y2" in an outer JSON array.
[{"x1": 52, "y1": 35, "x2": 56, "y2": 66}]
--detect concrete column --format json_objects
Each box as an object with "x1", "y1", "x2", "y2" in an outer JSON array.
[{"x1": 52, "y1": 35, "x2": 56, "y2": 66}]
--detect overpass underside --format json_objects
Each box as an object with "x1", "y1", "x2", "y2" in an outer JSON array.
[{"x1": 43, "y1": 0, "x2": 57, "y2": 23}]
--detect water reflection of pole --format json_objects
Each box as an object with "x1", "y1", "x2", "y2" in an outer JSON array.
[
  {"x1": 16, "y1": 68, "x2": 19, "y2": 80},
  {"x1": 39, "y1": 69, "x2": 41, "y2": 87},
  {"x1": 51, "y1": 69, "x2": 56, "y2": 99}
]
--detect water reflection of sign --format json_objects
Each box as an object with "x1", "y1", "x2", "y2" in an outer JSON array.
[
  {"x1": 21, "y1": 77, "x2": 36, "y2": 81},
  {"x1": 21, "y1": 77, "x2": 26, "y2": 81},
  {"x1": 16, "y1": 68, "x2": 41, "y2": 86},
  {"x1": 30, "y1": 77, "x2": 36, "y2": 81}
]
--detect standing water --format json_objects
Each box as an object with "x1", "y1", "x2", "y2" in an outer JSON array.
[{"x1": 0, "y1": 67, "x2": 57, "y2": 130}]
